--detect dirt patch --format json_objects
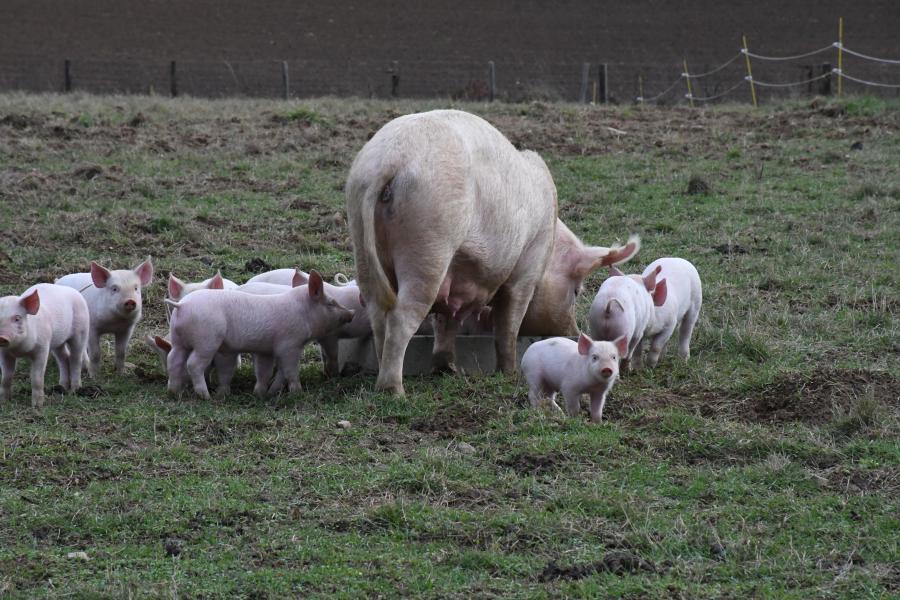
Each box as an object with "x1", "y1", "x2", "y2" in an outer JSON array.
[
  {"x1": 738, "y1": 368, "x2": 899, "y2": 424},
  {"x1": 498, "y1": 453, "x2": 562, "y2": 476},
  {"x1": 538, "y1": 551, "x2": 656, "y2": 582},
  {"x1": 244, "y1": 257, "x2": 273, "y2": 274},
  {"x1": 827, "y1": 467, "x2": 900, "y2": 496},
  {"x1": 410, "y1": 399, "x2": 493, "y2": 438}
]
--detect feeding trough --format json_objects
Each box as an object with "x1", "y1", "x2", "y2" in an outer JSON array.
[{"x1": 338, "y1": 335, "x2": 571, "y2": 376}]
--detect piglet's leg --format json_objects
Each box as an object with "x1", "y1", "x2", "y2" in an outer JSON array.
[
  {"x1": 646, "y1": 324, "x2": 676, "y2": 368},
  {"x1": 253, "y1": 355, "x2": 276, "y2": 399},
  {"x1": 317, "y1": 336, "x2": 340, "y2": 378},
  {"x1": 29, "y1": 347, "x2": 50, "y2": 408},
  {"x1": 275, "y1": 350, "x2": 303, "y2": 395},
  {"x1": 114, "y1": 327, "x2": 134, "y2": 374},
  {"x1": 213, "y1": 353, "x2": 239, "y2": 398},
  {"x1": 1, "y1": 353, "x2": 15, "y2": 402},
  {"x1": 186, "y1": 351, "x2": 213, "y2": 400},
  {"x1": 562, "y1": 390, "x2": 582, "y2": 418},
  {"x1": 590, "y1": 389, "x2": 611, "y2": 423},
  {"x1": 52, "y1": 346, "x2": 70, "y2": 390}
]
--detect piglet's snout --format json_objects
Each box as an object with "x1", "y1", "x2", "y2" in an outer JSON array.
[
  {"x1": 0, "y1": 336, "x2": 9, "y2": 347},
  {"x1": 600, "y1": 367, "x2": 613, "y2": 378},
  {"x1": 123, "y1": 299, "x2": 137, "y2": 312}
]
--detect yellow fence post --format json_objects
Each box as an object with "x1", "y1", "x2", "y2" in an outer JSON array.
[
  {"x1": 742, "y1": 35, "x2": 758, "y2": 108},
  {"x1": 838, "y1": 17, "x2": 844, "y2": 97},
  {"x1": 683, "y1": 59, "x2": 694, "y2": 108}
]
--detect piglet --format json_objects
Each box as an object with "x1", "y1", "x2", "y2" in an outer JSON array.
[
  {"x1": 641, "y1": 257, "x2": 702, "y2": 366},
  {"x1": 240, "y1": 276, "x2": 371, "y2": 377},
  {"x1": 521, "y1": 333, "x2": 627, "y2": 422},
  {"x1": 0, "y1": 284, "x2": 90, "y2": 407},
  {"x1": 166, "y1": 270, "x2": 353, "y2": 399},
  {"x1": 56, "y1": 258, "x2": 153, "y2": 376},
  {"x1": 245, "y1": 268, "x2": 308, "y2": 287},
  {"x1": 589, "y1": 265, "x2": 666, "y2": 371},
  {"x1": 168, "y1": 271, "x2": 237, "y2": 301}
]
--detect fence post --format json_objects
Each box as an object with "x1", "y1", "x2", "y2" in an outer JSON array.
[
  {"x1": 64, "y1": 59, "x2": 72, "y2": 92},
  {"x1": 282, "y1": 61, "x2": 290, "y2": 99},
  {"x1": 637, "y1": 74, "x2": 644, "y2": 105},
  {"x1": 579, "y1": 62, "x2": 590, "y2": 103},
  {"x1": 741, "y1": 36, "x2": 758, "y2": 108},
  {"x1": 488, "y1": 61, "x2": 496, "y2": 102},
  {"x1": 170, "y1": 61, "x2": 177, "y2": 97},
  {"x1": 598, "y1": 63, "x2": 608, "y2": 104},
  {"x1": 683, "y1": 59, "x2": 694, "y2": 108},
  {"x1": 819, "y1": 63, "x2": 833, "y2": 96},
  {"x1": 837, "y1": 17, "x2": 844, "y2": 97},
  {"x1": 390, "y1": 61, "x2": 400, "y2": 97}
]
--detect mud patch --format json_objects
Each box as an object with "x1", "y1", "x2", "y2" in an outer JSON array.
[
  {"x1": 827, "y1": 468, "x2": 900, "y2": 496},
  {"x1": 738, "y1": 368, "x2": 898, "y2": 424},
  {"x1": 498, "y1": 453, "x2": 562, "y2": 476},
  {"x1": 410, "y1": 400, "x2": 492, "y2": 438},
  {"x1": 538, "y1": 551, "x2": 656, "y2": 581},
  {"x1": 244, "y1": 257, "x2": 273, "y2": 274}
]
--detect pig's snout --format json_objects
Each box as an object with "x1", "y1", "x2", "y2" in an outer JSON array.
[
  {"x1": 600, "y1": 367, "x2": 613, "y2": 379},
  {"x1": 342, "y1": 310, "x2": 355, "y2": 324},
  {"x1": 123, "y1": 299, "x2": 137, "y2": 312},
  {"x1": 0, "y1": 336, "x2": 9, "y2": 347}
]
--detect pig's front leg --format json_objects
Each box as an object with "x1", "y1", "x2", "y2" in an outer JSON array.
[
  {"x1": 590, "y1": 388, "x2": 611, "y2": 423},
  {"x1": 317, "y1": 336, "x2": 340, "y2": 378},
  {"x1": 431, "y1": 314, "x2": 460, "y2": 373},
  {"x1": 275, "y1": 349, "x2": 303, "y2": 395},
  {"x1": 253, "y1": 354, "x2": 276, "y2": 399},
  {"x1": 29, "y1": 347, "x2": 50, "y2": 408},
  {"x1": 85, "y1": 330, "x2": 101, "y2": 378},
  {"x1": 561, "y1": 387, "x2": 583, "y2": 418},
  {"x1": 213, "y1": 353, "x2": 239, "y2": 398},
  {"x1": 114, "y1": 327, "x2": 135, "y2": 374},
  {"x1": 1, "y1": 353, "x2": 15, "y2": 402}
]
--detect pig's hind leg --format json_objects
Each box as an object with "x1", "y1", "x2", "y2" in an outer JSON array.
[
  {"x1": 186, "y1": 350, "x2": 214, "y2": 400},
  {"x1": 677, "y1": 306, "x2": 700, "y2": 360},
  {"x1": 51, "y1": 345, "x2": 70, "y2": 390},
  {"x1": 212, "y1": 352, "x2": 239, "y2": 398},
  {"x1": 646, "y1": 323, "x2": 676, "y2": 367}
]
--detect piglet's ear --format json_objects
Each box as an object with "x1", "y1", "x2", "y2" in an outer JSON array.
[
  {"x1": 358, "y1": 292, "x2": 366, "y2": 308},
  {"x1": 292, "y1": 269, "x2": 309, "y2": 288},
  {"x1": 154, "y1": 335, "x2": 172, "y2": 352},
  {"x1": 577, "y1": 332, "x2": 592, "y2": 356},
  {"x1": 642, "y1": 265, "x2": 661, "y2": 292},
  {"x1": 308, "y1": 270, "x2": 324, "y2": 299},
  {"x1": 133, "y1": 258, "x2": 153, "y2": 286},
  {"x1": 20, "y1": 289, "x2": 40, "y2": 315},
  {"x1": 653, "y1": 279, "x2": 668, "y2": 307},
  {"x1": 608, "y1": 266, "x2": 625, "y2": 277},
  {"x1": 614, "y1": 335, "x2": 628, "y2": 356},
  {"x1": 208, "y1": 272, "x2": 225, "y2": 290},
  {"x1": 91, "y1": 261, "x2": 112, "y2": 288},
  {"x1": 168, "y1": 274, "x2": 185, "y2": 299}
]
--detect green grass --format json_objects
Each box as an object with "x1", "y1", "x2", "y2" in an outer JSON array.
[{"x1": 0, "y1": 92, "x2": 898, "y2": 598}]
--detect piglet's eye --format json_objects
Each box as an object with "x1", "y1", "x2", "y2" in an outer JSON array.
[
  {"x1": 592, "y1": 354, "x2": 599, "y2": 361},
  {"x1": 111, "y1": 286, "x2": 119, "y2": 293},
  {"x1": 13, "y1": 315, "x2": 21, "y2": 322}
]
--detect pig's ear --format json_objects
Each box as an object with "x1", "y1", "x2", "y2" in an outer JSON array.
[
  {"x1": 208, "y1": 272, "x2": 225, "y2": 290},
  {"x1": 358, "y1": 292, "x2": 366, "y2": 308},
  {"x1": 292, "y1": 269, "x2": 309, "y2": 288},
  {"x1": 308, "y1": 270, "x2": 324, "y2": 299},
  {"x1": 573, "y1": 236, "x2": 641, "y2": 278},
  {"x1": 600, "y1": 235, "x2": 640, "y2": 267},
  {"x1": 154, "y1": 335, "x2": 172, "y2": 353},
  {"x1": 605, "y1": 298, "x2": 624, "y2": 315},
  {"x1": 168, "y1": 274, "x2": 185, "y2": 299},
  {"x1": 653, "y1": 279, "x2": 668, "y2": 307},
  {"x1": 90, "y1": 262, "x2": 111, "y2": 288},
  {"x1": 20, "y1": 289, "x2": 40, "y2": 315},
  {"x1": 133, "y1": 258, "x2": 153, "y2": 286},
  {"x1": 642, "y1": 265, "x2": 661, "y2": 292},
  {"x1": 614, "y1": 335, "x2": 628, "y2": 356},
  {"x1": 577, "y1": 332, "x2": 592, "y2": 356},
  {"x1": 608, "y1": 266, "x2": 625, "y2": 277}
]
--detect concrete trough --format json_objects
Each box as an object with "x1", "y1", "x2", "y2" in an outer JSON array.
[{"x1": 338, "y1": 335, "x2": 572, "y2": 376}]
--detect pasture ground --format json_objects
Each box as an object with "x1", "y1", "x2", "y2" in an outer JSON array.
[{"x1": 0, "y1": 93, "x2": 898, "y2": 598}]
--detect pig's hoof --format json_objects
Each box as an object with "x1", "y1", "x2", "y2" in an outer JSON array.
[
  {"x1": 76, "y1": 385, "x2": 103, "y2": 398},
  {"x1": 431, "y1": 352, "x2": 458, "y2": 374},
  {"x1": 375, "y1": 382, "x2": 405, "y2": 396},
  {"x1": 50, "y1": 384, "x2": 67, "y2": 395}
]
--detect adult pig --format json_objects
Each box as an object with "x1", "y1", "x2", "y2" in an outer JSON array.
[{"x1": 346, "y1": 109, "x2": 637, "y2": 394}]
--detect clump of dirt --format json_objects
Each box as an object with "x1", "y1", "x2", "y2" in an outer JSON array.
[
  {"x1": 739, "y1": 368, "x2": 898, "y2": 424},
  {"x1": 498, "y1": 453, "x2": 561, "y2": 476},
  {"x1": 712, "y1": 243, "x2": 748, "y2": 255},
  {"x1": 686, "y1": 175, "x2": 711, "y2": 195},
  {"x1": 538, "y1": 551, "x2": 656, "y2": 582},
  {"x1": 0, "y1": 114, "x2": 42, "y2": 129},
  {"x1": 827, "y1": 468, "x2": 900, "y2": 496},
  {"x1": 71, "y1": 165, "x2": 103, "y2": 181},
  {"x1": 410, "y1": 400, "x2": 492, "y2": 438},
  {"x1": 244, "y1": 257, "x2": 273, "y2": 273}
]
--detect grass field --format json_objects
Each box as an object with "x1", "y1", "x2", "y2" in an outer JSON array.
[{"x1": 0, "y1": 93, "x2": 898, "y2": 598}]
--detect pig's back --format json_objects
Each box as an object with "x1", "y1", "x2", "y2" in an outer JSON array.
[
  {"x1": 645, "y1": 258, "x2": 702, "y2": 316},
  {"x1": 23, "y1": 283, "x2": 87, "y2": 347}
]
